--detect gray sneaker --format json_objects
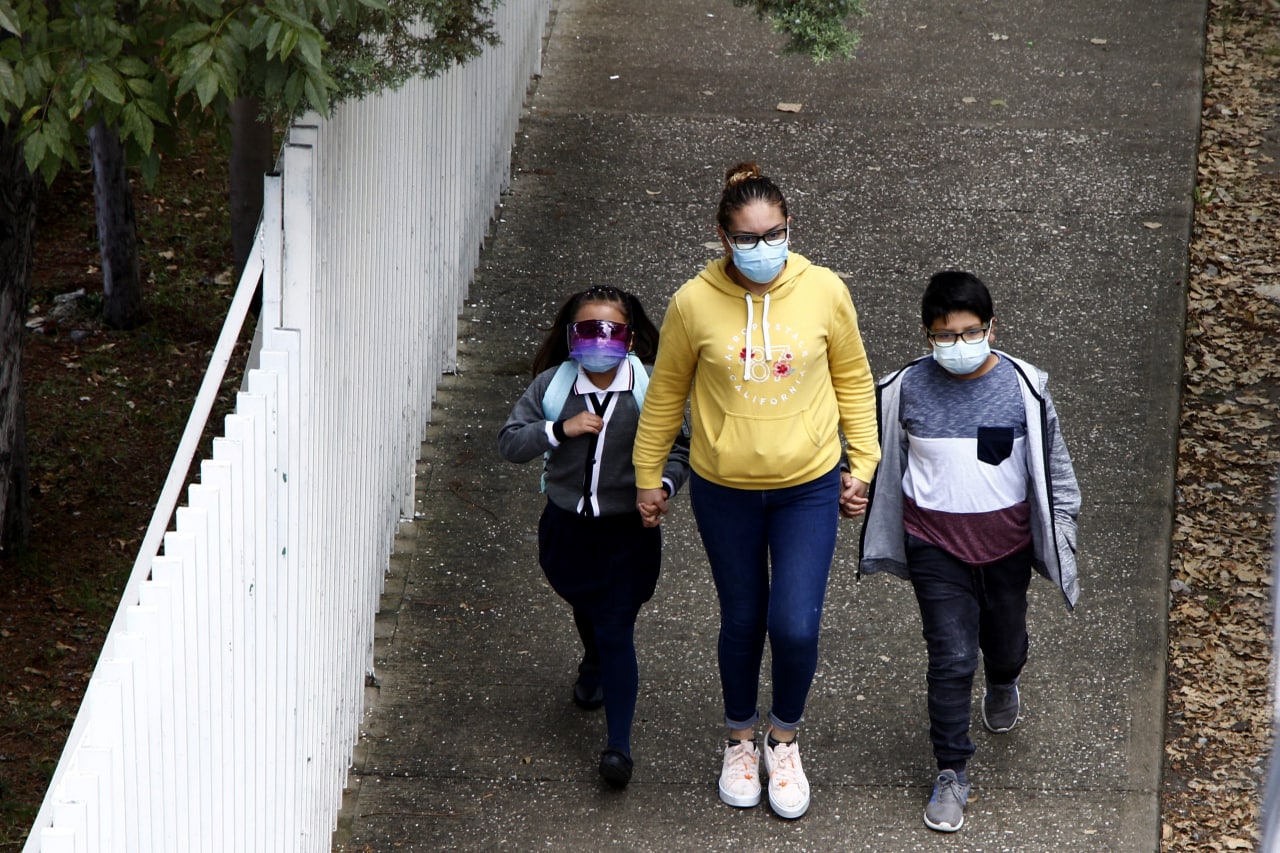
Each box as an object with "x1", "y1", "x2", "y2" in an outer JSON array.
[
  {"x1": 924, "y1": 769, "x2": 970, "y2": 832},
  {"x1": 982, "y1": 681, "x2": 1020, "y2": 733}
]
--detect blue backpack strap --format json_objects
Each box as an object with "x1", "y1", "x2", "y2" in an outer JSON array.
[
  {"x1": 539, "y1": 355, "x2": 648, "y2": 493},
  {"x1": 540, "y1": 360, "x2": 578, "y2": 492},
  {"x1": 541, "y1": 360, "x2": 579, "y2": 421},
  {"x1": 627, "y1": 353, "x2": 648, "y2": 409}
]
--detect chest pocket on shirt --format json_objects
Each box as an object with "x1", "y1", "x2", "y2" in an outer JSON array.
[{"x1": 976, "y1": 426, "x2": 1015, "y2": 466}]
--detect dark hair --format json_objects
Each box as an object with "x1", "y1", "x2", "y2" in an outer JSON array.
[
  {"x1": 921, "y1": 270, "x2": 994, "y2": 327},
  {"x1": 530, "y1": 285, "x2": 660, "y2": 376},
  {"x1": 716, "y1": 161, "x2": 788, "y2": 231}
]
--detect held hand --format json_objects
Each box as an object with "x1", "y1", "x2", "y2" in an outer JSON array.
[
  {"x1": 562, "y1": 411, "x2": 604, "y2": 438},
  {"x1": 636, "y1": 488, "x2": 669, "y2": 528},
  {"x1": 839, "y1": 473, "x2": 869, "y2": 518}
]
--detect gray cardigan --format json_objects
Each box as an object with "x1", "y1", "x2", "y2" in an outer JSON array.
[
  {"x1": 858, "y1": 352, "x2": 1081, "y2": 609},
  {"x1": 497, "y1": 363, "x2": 690, "y2": 517}
]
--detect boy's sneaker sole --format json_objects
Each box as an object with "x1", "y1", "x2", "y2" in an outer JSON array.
[
  {"x1": 924, "y1": 812, "x2": 965, "y2": 832},
  {"x1": 981, "y1": 684, "x2": 1020, "y2": 733},
  {"x1": 923, "y1": 770, "x2": 969, "y2": 832}
]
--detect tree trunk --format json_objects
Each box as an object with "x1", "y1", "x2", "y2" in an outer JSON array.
[
  {"x1": 90, "y1": 120, "x2": 146, "y2": 330},
  {"x1": 0, "y1": 119, "x2": 37, "y2": 556},
  {"x1": 230, "y1": 97, "x2": 273, "y2": 286}
]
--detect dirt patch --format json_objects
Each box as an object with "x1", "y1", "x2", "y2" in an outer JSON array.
[{"x1": 0, "y1": 135, "x2": 241, "y2": 848}]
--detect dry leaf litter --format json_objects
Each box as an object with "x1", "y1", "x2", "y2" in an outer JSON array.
[{"x1": 1162, "y1": 0, "x2": 1280, "y2": 849}]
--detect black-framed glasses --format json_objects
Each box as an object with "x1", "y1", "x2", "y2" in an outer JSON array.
[
  {"x1": 726, "y1": 226, "x2": 788, "y2": 250},
  {"x1": 927, "y1": 326, "x2": 990, "y2": 347}
]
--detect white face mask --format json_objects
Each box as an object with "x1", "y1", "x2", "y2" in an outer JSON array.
[{"x1": 933, "y1": 338, "x2": 991, "y2": 375}]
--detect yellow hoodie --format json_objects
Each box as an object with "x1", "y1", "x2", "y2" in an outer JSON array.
[{"x1": 634, "y1": 252, "x2": 880, "y2": 490}]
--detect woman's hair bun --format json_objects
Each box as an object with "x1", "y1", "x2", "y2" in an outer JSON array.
[{"x1": 724, "y1": 161, "x2": 762, "y2": 189}]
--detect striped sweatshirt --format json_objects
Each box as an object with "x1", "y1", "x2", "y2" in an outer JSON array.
[{"x1": 859, "y1": 351, "x2": 1081, "y2": 609}]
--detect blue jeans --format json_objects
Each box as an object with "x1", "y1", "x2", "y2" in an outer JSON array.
[
  {"x1": 906, "y1": 534, "x2": 1032, "y2": 771},
  {"x1": 690, "y1": 466, "x2": 841, "y2": 732}
]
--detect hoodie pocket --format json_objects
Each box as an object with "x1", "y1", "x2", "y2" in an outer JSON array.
[{"x1": 709, "y1": 409, "x2": 822, "y2": 482}]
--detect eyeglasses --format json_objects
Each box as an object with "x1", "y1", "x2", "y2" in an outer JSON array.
[
  {"x1": 568, "y1": 319, "x2": 630, "y2": 343},
  {"x1": 927, "y1": 326, "x2": 990, "y2": 347},
  {"x1": 726, "y1": 226, "x2": 788, "y2": 250}
]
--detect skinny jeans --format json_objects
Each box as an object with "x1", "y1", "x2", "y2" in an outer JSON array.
[
  {"x1": 905, "y1": 533, "x2": 1032, "y2": 770},
  {"x1": 690, "y1": 466, "x2": 841, "y2": 732}
]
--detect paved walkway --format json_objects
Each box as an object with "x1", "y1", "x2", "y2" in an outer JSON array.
[{"x1": 335, "y1": 0, "x2": 1204, "y2": 849}]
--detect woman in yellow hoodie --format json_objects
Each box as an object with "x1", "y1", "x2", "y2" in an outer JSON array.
[{"x1": 633, "y1": 162, "x2": 880, "y2": 819}]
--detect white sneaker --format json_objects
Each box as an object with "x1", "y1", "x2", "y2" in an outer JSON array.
[
  {"x1": 761, "y1": 737, "x2": 810, "y2": 819},
  {"x1": 718, "y1": 739, "x2": 761, "y2": 808}
]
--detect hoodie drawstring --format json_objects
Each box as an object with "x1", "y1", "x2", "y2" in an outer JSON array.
[
  {"x1": 743, "y1": 292, "x2": 773, "y2": 381},
  {"x1": 761, "y1": 292, "x2": 772, "y2": 361}
]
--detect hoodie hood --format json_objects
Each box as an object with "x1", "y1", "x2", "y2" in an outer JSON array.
[
  {"x1": 697, "y1": 253, "x2": 813, "y2": 300},
  {"x1": 697, "y1": 253, "x2": 815, "y2": 373}
]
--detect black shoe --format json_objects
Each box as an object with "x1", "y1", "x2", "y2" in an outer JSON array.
[
  {"x1": 572, "y1": 680, "x2": 605, "y2": 710},
  {"x1": 598, "y1": 749, "x2": 633, "y2": 789}
]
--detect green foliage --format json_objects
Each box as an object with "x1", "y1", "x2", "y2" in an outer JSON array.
[
  {"x1": 325, "y1": 0, "x2": 499, "y2": 101},
  {"x1": 0, "y1": 0, "x2": 502, "y2": 184},
  {"x1": 732, "y1": 0, "x2": 864, "y2": 62}
]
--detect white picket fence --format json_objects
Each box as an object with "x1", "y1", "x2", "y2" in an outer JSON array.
[{"x1": 23, "y1": 3, "x2": 552, "y2": 850}]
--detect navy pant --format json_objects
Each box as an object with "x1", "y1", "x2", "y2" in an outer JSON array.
[
  {"x1": 690, "y1": 466, "x2": 841, "y2": 731},
  {"x1": 539, "y1": 501, "x2": 661, "y2": 755},
  {"x1": 906, "y1": 534, "x2": 1032, "y2": 771}
]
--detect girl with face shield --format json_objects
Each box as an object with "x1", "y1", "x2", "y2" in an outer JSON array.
[{"x1": 498, "y1": 286, "x2": 690, "y2": 789}]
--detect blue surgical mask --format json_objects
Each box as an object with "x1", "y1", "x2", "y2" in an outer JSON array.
[
  {"x1": 572, "y1": 344, "x2": 627, "y2": 373},
  {"x1": 732, "y1": 239, "x2": 789, "y2": 285},
  {"x1": 933, "y1": 338, "x2": 991, "y2": 375}
]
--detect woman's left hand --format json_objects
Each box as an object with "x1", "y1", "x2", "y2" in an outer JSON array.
[
  {"x1": 636, "y1": 487, "x2": 669, "y2": 527},
  {"x1": 839, "y1": 472, "x2": 869, "y2": 518}
]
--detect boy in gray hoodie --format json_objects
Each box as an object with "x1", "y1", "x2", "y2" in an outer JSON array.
[{"x1": 859, "y1": 270, "x2": 1080, "y2": 832}]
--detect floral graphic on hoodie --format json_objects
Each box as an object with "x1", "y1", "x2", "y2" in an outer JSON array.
[{"x1": 727, "y1": 324, "x2": 807, "y2": 405}]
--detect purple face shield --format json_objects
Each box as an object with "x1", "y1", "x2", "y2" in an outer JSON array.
[{"x1": 568, "y1": 319, "x2": 630, "y2": 372}]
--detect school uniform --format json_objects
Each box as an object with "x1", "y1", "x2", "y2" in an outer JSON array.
[{"x1": 498, "y1": 357, "x2": 689, "y2": 756}]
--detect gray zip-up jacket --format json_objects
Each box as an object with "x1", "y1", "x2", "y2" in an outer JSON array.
[
  {"x1": 498, "y1": 361, "x2": 690, "y2": 517},
  {"x1": 858, "y1": 351, "x2": 1081, "y2": 609}
]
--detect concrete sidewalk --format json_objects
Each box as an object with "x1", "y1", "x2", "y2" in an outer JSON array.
[{"x1": 335, "y1": 0, "x2": 1204, "y2": 849}]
